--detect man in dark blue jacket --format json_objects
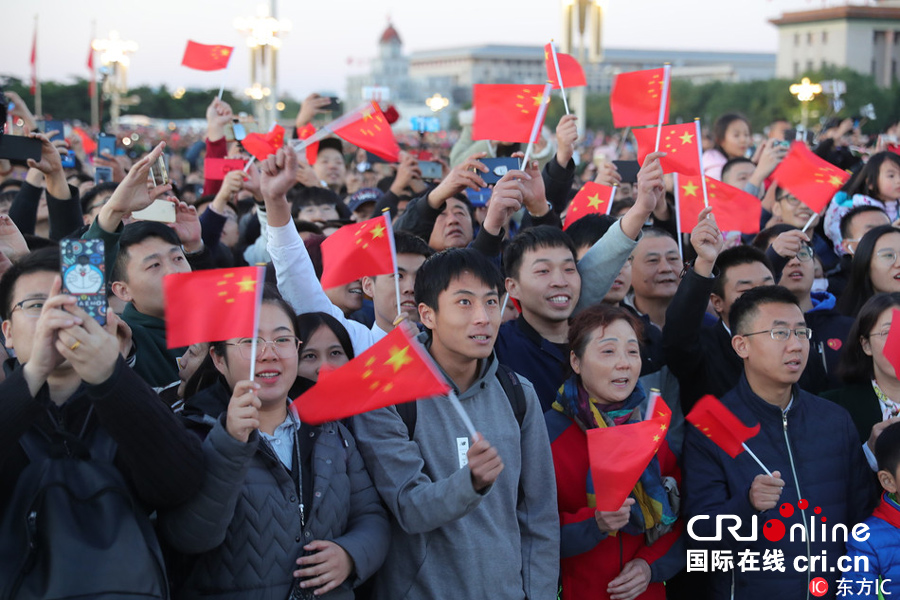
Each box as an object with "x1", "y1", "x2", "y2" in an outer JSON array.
[{"x1": 683, "y1": 285, "x2": 876, "y2": 600}]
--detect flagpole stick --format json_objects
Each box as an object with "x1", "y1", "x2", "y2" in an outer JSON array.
[
  {"x1": 217, "y1": 61, "x2": 229, "y2": 101},
  {"x1": 382, "y1": 208, "x2": 402, "y2": 320},
  {"x1": 695, "y1": 119, "x2": 709, "y2": 208},
  {"x1": 674, "y1": 174, "x2": 684, "y2": 261},
  {"x1": 616, "y1": 128, "x2": 631, "y2": 160},
  {"x1": 742, "y1": 442, "x2": 773, "y2": 476},
  {"x1": 448, "y1": 390, "x2": 477, "y2": 438},
  {"x1": 606, "y1": 185, "x2": 617, "y2": 216},
  {"x1": 549, "y1": 41, "x2": 570, "y2": 115},
  {"x1": 243, "y1": 156, "x2": 256, "y2": 173},
  {"x1": 499, "y1": 291, "x2": 511, "y2": 322},
  {"x1": 521, "y1": 83, "x2": 553, "y2": 168},
  {"x1": 801, "y1": 213, "x2": 817, "y2": 233},
  {"x1": 247, "y1": 266, "x2": 266, "y2": 383},
  {"x1": 289, "y1": 103, "x2": 369, "y2": 154},
  {"x1": 653, "y1": 64, "x2": 671, "y2": 153}
]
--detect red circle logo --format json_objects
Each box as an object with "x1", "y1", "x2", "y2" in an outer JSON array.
[
  {"x1": 763, "y1": 519, "x2": 786, "y2": 542},
  {"x1": 810, "y1": 578, "x2": 828, "y2": 597}
]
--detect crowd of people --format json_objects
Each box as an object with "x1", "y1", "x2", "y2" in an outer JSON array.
[{"x1": 4, "y1": 82, "x2": 900, "y2": 600}]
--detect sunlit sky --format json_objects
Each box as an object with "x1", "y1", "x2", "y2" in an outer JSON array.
[{"x1": 0, "y1": 0, "x2": 860, "y2": 100}]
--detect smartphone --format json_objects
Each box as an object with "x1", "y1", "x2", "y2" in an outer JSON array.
[
  {"x1": 324, "y1": 97, "x2": 341, "y2": 112},
  {"x1": 149, "y1": 155, "x2": 170, "y2": 187},
  {"x1": 774, "y1": 140, "x2": 791, "y2": 149},
  {"x1": 132, "y1": 199, "x2": 176, "y2": 223},
  {"x1": 95, "y1": 166, "x2": 113, "y2": 185},
  {"x1": 97, "y1": 134, "x2": 116, "y2": 158},
  {"x1": 419, "y1": 160, "x2": 442, "y2": 180},
  {"x1": 468, "y1": 187, "x2": 491, "y2": 207},
  {"x1": 60, "y1": 239, "x2": 108, "y2": 325},
  {"x1": 225, "y1": 120, "x2": 247, "y2": 142},
  {"x1": 480, "y1": 157, "x2": 521, "y2": 185},
  {"x1": 612, "y1": 160, "x2": 640, "y2": 184},
  {"x1": 41, "y1": 120, "x2": 65, "y2": 143},
  {"x1": 0, "y1": 134, "x2": 42, "y2": 163}
]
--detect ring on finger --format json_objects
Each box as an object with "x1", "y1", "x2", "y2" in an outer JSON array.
[{"x1": 69, "y1": 340, "x2": 81, "y2": 351}]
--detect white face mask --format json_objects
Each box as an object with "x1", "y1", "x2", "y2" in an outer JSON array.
[{"x1": 811, "y1": 277, "x2": 829, "y2": 294}]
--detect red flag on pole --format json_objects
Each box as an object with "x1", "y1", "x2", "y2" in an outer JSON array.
[
  {"x1": 87, "y1": 42, "x2": 95, "y2": 98},
  {"x1": 181, "y1": 40, "x2": 234, "y2": 71},
  {"x1": 472, "y1": 84, "x2": 550, "y2": 143},
  {"x1": 771, "y1": 142, "x2": 850, "y2": 214},
  {"x1": 686, "y1": 395, "x2": 761, "y2": 459},
  {"x1": 544, "y1": 43, "x2": 586, "y2": 89},
  {"x1": 330, "y1": 102, "x2": 400, "y2": 162},
  {"x1": 240, "y1": 125, "x2": 286, "y2": 162},
  {"x1": 587, "y1": 393, "x2": 672, "y2": 511},
  {"x1": 883, "y1": 309, "x2": 900, "y2": 380},
  {"x1": 610, "y1": 68, "x2": 671, "y2": 129},
  {"x1": 291, "y1": 327, "x2": 451, "y2": 424},
  {"x1": 30, "y1": 27, "x2": 37, "y2": 95},
  {"x1": 675, "y1": 175, "x2": 761, "y2": 234},
  {"x1": 563, "y1": 182, "x2": 616, "y2": 230},
  {"x1": 633, "y1": 123, "x2": 702, "y2": 175},
  {"x1": 320, "y1": 215, "x2": 395, "y2": 289},
  {"x1": 296, "y1": 123, "x2": 319, "y2": 165},
  {"x1": 163, "y1": 266, "x2": 264, "y2": 348}
]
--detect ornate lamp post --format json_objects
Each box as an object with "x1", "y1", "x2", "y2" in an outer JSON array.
[
  {"x1": 235, "y1": 2, "x2": 291, "y2": 130},
  {"x1": 92, "y1": 31, "x2": 138, "y2": 133},
  {"x1": 789, "y1": 77, "x2": 823, "y2": 132}
]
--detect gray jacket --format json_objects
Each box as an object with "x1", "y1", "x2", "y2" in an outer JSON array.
[
  {"x1": 159, "y1": 402, "x2": 389, "y2": 600},
  {"x1": 352, "y1": 347, "x2": 559, "y2": 600}
]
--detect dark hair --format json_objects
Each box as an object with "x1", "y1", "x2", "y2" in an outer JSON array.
[
  {"x1": 875, "y1": 421, "x2": 900, "y2": 474},
  {"x1": 712, "y1": 113, "x2": 750, "y2": 157},
  {"x1": 414, "y1": 248, "x2": 505, "y2": 312},
  {"x1": 638, "y1": 227, "x2": 676, "y2": 242},
  {"x1": 568, "y1": 303, "x2": 644, "y2": 360},
  {"x1": 842, "y1": 152, "x2": 900, "y2": 202},
  {"x1": 721, "y1": 156, "x2": 755, "y2": 182},
  {"x1": 296, "y1": 312, "x2": 355, "y2": 361},
  {"x1": 503, "y1": 226, "x2": 577, "y2": 280},
  {"x1": 751, "y1": 224, "x2": 798, "y2": 253},
  {"x1": 729, "y1": 285, "x2": 801, "y2": 336},
  {"x1": 564, "y1": 214, "x2": 616, "y2": 252},
  {"x1": 0, "y1": 179, "x2": 24, "y2": 194},
  {"x1": 288, "y1": 186, "x2": 350, "y2": 220},
  {"x1": 838, "y1": 292, "x2": 900, "y2": 384},
  {"x1": 80, "y1": 182, "x2": 119, "y2": 214},
  {"x1": 838, "y1": 225, "x2": 900, "y2": 316},
  {"x1": 712, "y1": 245, "x2": 773, "y2": 299},
  {"x1": 183, "y1": 284, "x2": 298, "y2": 399},
  {"x1": 111, "y1": 221, "x2": 183, "y2": 283},
  {"x1": 0, "y1": 247, "x2": 58, "y2": 320},
  {"x1": 839, "y1": 205, "x2": 890, "y2": 240},
  {"x1": 394, "y1": 231, "x2": 435, "y2": 260}
]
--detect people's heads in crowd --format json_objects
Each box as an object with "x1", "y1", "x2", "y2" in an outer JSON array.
[
  {"x1": 711, "y1": 245, "x2": 775, "y2": 327},
  {"x1": 415, "y1": 248, "x2": 505, "y2": 363},
  {"x1": 875, "y1": 421, "x2": 900, "y2": 493},
  {"x1": 629, "y1": 228, "x2": 681, "y2": 305},
  {"x1": 296, "y1": 311, "x2": 354, "y2": 382},
  {"x1": 838, "y1": 292, "x2": 900, "y2": 385},
  {"x1": 713, "y1": 113, "x2": 751, "y2": 160},
  {"x1": 565, "y1": 213, "x2": 616, "y2": 260},
  {"x1": 313, "y1": 138, "x2": 347, "y2": 193},
  {"x1": 752, "y1": 224, "x2": 815, "y2": 300},
  {"x1": 772, "y1": 187, "x2": 816, "y2": 229},
  {"x1": 80, "y1": 182, "x2": 119, "y2": 225},
  {"x1": 196, "y1": 198, "x2": 240, "y2": 248},
  {"x1": 766, "y1": 119, "x2": 792, "y2": 141},
  {"x1": 361, "y1": 231, "x2": 433, "y2": 331},
  {"x1": 110, "y1": 221, "x2": 191, "y2": 320},
  {"x1": 721, "y1": 157, "x2": 756, "y2": 189},
  {"x1": 429, "y1": 195, "x2": 475, "y2": 251},
  {"x1": 840, "y1": 225, "x2": 900, "y2": 316},
  {"x1": 289, "y1": 186, "x2": 347, "y2": 226},
  {"x1": 840, "y1": 205, "x2": 891, "y2": 256},
  {"x1": 301, "y1": 234, "x2": 364, "y2": 316},
  {"x1": 0, "y1": 248, "x2": 60, "y2": 367},
  {"x1": 730, "y1": 285, "x2": 808, "y2": 387},
  {"x1": 0, "y1": 180, "x2": 23, "y2": 215},
  {"x1": 567, "y1": 303, "x2": 643, "y2": 404},
  {"x1": 844, "y1": 151, "x2": 900, "y2": 205},
  {"x1": 503, "y1": 226, "x2": 580, "y2": 329},
  {"x1": 347, "y1": 187, "x2": 382, "y2": 222}
]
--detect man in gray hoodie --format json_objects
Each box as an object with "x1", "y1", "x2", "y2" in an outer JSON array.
[{"x1": 352, "y1": 248, "x2": 559, "y2": 599}]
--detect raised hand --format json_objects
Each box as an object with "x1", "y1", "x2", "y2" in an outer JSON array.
[
  {"x1": 467, "y1": 432, "x2": 504, "y2": 492},
  {"x1": 98, "y1": 142, "x2": 172, "y2": 233},
  {"x1": 691, "y1": 206, "x2": 724, "y2": 277},
  {"x1": 427, "y1": 153, "x2": 488, "y2": 209},
  {"x1": 225, "y1": 380, "x2": 261, "y2": 443}
]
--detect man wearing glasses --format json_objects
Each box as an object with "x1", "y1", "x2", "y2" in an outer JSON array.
[{"x1": 682, "y1": 284, "x2": 875, "y2": 600}]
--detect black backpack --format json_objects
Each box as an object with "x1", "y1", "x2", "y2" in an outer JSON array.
[{"x1": 0, "y1": 409, "x2": 168, "y2": 600}]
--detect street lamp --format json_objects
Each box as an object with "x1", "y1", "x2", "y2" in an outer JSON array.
[
  {"x1": 425, "y1": 94, "x2": 449, "y2": 113},
  {"x1": 235, "y1": 2, "x2": 291, "y2": 130},
  {"x1": 92, "y1": 31, "x2": 138, "y2": 132},
  {"x1": 789, "y1": 77, "x2": 822, "y2": 131},
  {"x1": 559, "y1": 0, "x2": 603, "y2": 135}
]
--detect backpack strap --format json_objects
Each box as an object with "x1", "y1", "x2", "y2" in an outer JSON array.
[{"x1": 396, "y1": 401, "x2": 418, "y2": 440}]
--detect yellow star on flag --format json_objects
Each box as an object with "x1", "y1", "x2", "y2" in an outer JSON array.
[
  {"x1": 369, "y1": 223, "x2": 386, "y2": 239},
  {"x1": 384, "y1": 346, "x2": 413, "y2": 373},
  {"x1": 653, "y1": 435, "x2": 661, "y2": 442},
  {"x1": 679, "y1": 132, "x2": 694, "y2": 145},
  {"x1": 587, "y1": 194, "x2": 603, "y2": 209},
  {"x1": 681, "y1": 181, "x2": 699, "y2": 197}
]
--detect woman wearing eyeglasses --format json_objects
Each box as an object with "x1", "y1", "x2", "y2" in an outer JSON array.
[
  {"x1": 823, "y1": 293, "x2": 900, "y2": 461},
  {"x1": 159, "y1": 286, "x2": 389, "y2": 600},
  {"x1": 839, "y1": 225, "x2": 900, "y2": 317}
]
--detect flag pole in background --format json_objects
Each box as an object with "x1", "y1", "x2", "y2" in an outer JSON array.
[
  {"x1": 548, "y1": 40, "x2": 569, "y2": 115},
  {"x1": 521, "y1": 83, "x2": 553, "y2": 168},
  {"x1": 694, "y1": 118, "x2": 709, "y2": 208},
  {"x1": 32, "y1": 15, "x2": 42, "y2": 119},
  {"x1": 673, "y1": 173, "x2": 684, "y2": 260},
  {"x1": 383, "y1": 208, "x2": 402, "y2": 320},
  {"x1": 653, "y1": 64, "x2": 671, "y2": 152}
]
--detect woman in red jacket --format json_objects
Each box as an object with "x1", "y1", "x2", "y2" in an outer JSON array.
[{"x1": 545, "y1": 304, "x2": 682, "y2": 600}]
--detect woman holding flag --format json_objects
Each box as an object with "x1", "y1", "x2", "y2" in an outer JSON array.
[
  {"x1": 159, "y1": 286, "x2": 389, "y2": 600},
  {"x1": 544, "y1": 304, "x2": 682, "y2": 600}
]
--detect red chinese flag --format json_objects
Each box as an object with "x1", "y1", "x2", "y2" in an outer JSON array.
[
  {"x1": 297, "y1": 123, "x2": 319, "y2": 165},
  {"x1": 241, "y1": 125, "x2": 285, "y2": 162},
  {"x1": 320, "y1": 215, "x2": 395, "y2": 289},
  {"x1": 610, "y1": 68, "x2": 670, "y2": 129},
  {"x1": 588, "y1": 393, "x2": 672, "y2": 511},
  {"x1": 676, "y1": 175, "x2": 761, "y2": 234},
  {"x1": 771, "y1": 142, "x2": 850, "y2": 214},
  {"x1": 292, "y1": 327, "x2": 451, "y2": 424},
  {"x1": 472, "y1": 84, "x2": 549, "y2": 143},
  {"x1": 181, "y1": 40, "x2": 234, "y2": 71},
  {"x1": 71, "y1": 127, "x2": 97, "y2": 155},
  {"x1": 544, "y1": 44, "x2": 586, "y2": 90},
  {"x1": 331, "y1": 102, "x2": 400, "y2": 162},
  {"x1": 634, "y1": 122, "x2": 702, "y2": 176},
  {"x1": 163, "y1": 266, "x2": 263, "y2": 348},
  {"x1": 883, "y1": 309, "x2": 900, "y2": 379},
  {"x1": 686, "y1": 395, "x2": 761, "y2": 459},
  {"x1": 563, "y1": 182, "x2": 615, "y2": 230},
  {"x1": 87, "y1": 43, "x2": 95, "y2": 98},
  {"x1": 203, "y1": 158, "x2": 247, "y2": 181},
  {"x1": 30, "y1": 28, "x2": 37, "y2": 95}
]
